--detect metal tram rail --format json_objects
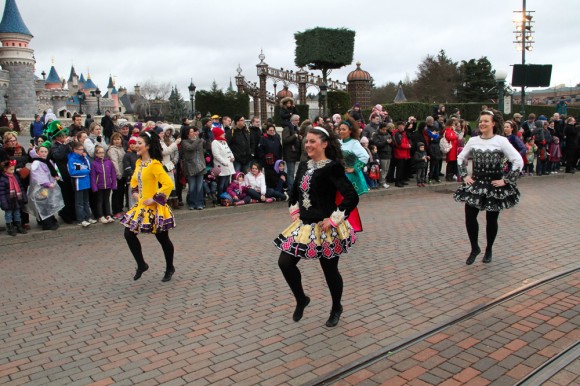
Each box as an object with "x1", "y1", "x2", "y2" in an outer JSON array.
[{"x1": 305, "y1": 265, "x2": 580, "y2": 386}]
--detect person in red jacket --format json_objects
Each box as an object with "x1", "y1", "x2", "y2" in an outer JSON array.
[
  {"x1": 392, "y1": 121, "x2": 411, "y2": 187},
  {"x1": 443, "y1": 118, "x2": 459, "y2": 181}
]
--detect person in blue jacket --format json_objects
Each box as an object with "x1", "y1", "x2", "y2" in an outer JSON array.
[{"x1": 68, "y1": 142, "x2": 94, "y2": 227}]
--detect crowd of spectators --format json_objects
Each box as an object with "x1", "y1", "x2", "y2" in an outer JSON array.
[{"x1": 0, "y1": 103, "x2": 578, "y2": 235}]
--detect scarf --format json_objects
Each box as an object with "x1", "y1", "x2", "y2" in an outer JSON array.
[
  {"x1": 5, "y1": 172, "x2": 23, "y2": 201},
  {"x1": 33, "y1": 157, "x2": 59, "y2": 179}
]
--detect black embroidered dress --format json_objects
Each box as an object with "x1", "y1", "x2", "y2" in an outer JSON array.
[
  {"x1": 273, "y1": 159, "x2": 359, "y2": 259},
  {"x1": 454, "y1": 135, "x2": 524, "y2": 211}
]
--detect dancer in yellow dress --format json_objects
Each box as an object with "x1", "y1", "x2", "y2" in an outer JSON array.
[{"x1": 121, "y1": 130, "x2": 176, "y2": 282}]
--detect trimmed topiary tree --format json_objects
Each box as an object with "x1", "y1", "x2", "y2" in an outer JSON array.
[{"x1": 295, "y1": 27, "x2": 355, "y2": 115}]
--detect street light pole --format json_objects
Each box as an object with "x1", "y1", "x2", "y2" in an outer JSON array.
[
  {"x1": 495, "y1": 70, "x2": 507, "y2": 114},
  {"x1": 320, "y1": 82, "x2": 328, "y2": 118},
  {"x1": 76, "y1": 90, "x2": 84, "y2": 114},
  {"x1": 95, "y1": 87, "x2": 102, "y2": 115},
  {"x1": 188, "y1": 80, "x2": 196, "y2": 119}
]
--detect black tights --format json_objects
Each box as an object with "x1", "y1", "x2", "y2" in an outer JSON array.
[
  {"x1": 278, "y1": 252, "x2": 343, "y2": 311},
  {"x1": 124, "y1": 228, "x2": 174, "y2": 271},
  {"x1": 465, "y1": 204, "x2": 500, "y2": 254}
]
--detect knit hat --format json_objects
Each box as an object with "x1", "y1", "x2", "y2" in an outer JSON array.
[
  {"x1": 201, "y1": 117, "x2": 211, "y2": 125},
  {"x1": 134, "y1": 122, "x2": 143, "y2": 131},
  {"x1": 233, "y1": 115, "x2": 244, "y2": 123},
  {"x1": 212, "y1": 126, "x2": 226, "y2": 141},
  {"x1": 128, "y1": 136, "x2": 138, "y2": 145},
  {"x1": 233, "y1": 171, "x2": 245, "y2": 181},
  {"x1": 360, "y1": 136, "x2": 369, "y2": 145},
  {"x1": 417, "y1": 142, "x2": 425, "y2": 147}
]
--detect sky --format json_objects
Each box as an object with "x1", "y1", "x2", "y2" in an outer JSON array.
[{"x1": 8, "y1": 0, "x2": 580, "y2": 100}]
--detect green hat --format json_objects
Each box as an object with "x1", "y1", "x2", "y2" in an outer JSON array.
[{"x1": 44, "y1": 120, "x2": 69, "y2": 140}]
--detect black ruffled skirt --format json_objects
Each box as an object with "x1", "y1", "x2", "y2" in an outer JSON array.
[{"x1": 454, "y1": 180, "x2": 520, "y2": 212}]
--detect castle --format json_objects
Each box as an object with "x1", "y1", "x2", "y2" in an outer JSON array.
[{"x1": 0, "y1": 0, "x2": 131, "y2": 121}]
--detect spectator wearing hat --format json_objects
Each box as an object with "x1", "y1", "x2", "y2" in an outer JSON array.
[
  {"x1": 512, "y1": 113, "x2": 523, "y2": 131},
  {"x1": 117, "y1": 121, "x2": 132, "y2": 150},
  {"x1": 279, "y1": 97, "x2": 298, "y2": 129},
  {"x1": 227, "y1": 115, "x2": 252, "y2": 174},
  {"x1": 47, "y1": 123, "x2": 76, "y2": 224},
  {"x1": 211, "y1": 126, "x2": 235, "y2": 197},
  {"x1": 521, "y1": 113, "x2": 535, "y2": 141},
  {"x1": 192, "y1": 112, "x2": 203, "y2": 130},
  {"x1": 348, "y1": 103, "x2": 365, "y2": 125}
]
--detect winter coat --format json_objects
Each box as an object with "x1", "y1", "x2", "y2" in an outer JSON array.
[
  {"x1": 226, "y1": 180, "x2": 249, "y2": 200},
  {"x1": 90, "y1": 158, "x2": 117, "y2": 192},
  {"x1": 107, "y1": 145, "x2": 126, "y2": 179},
  {"x1": 393, "y1": 130, "x2": 411, "y2": 160},
  {"x1": 226, "y1": 127, "x2": 252, "y2": 165},
  {"x1": 245, "y1": 172, "x2": 267, "y2": 195},
  {"x1": 84, "y1": 134, "x2": 108, "y2": 159},
  {"x1": 181, "y1": 137, "x2": 206, "y2": 177},
  {"x1": 279, "y1": 106, "x2": 297, "y2": 128},
  {"x1": 122, "y1": 151, "x2": 138, "y2": 179},
  {"x1": 282, "y1": 124, "x2": 301, "y2": 162},
  {"x1": 0, "y1": 172, "x2": 28, "y2": 210},
  {"x1": 443, "y1": 128, "x2": 459, "y2": 162},
  {"x1": 30, "y1": 120, "x2": 45, "y2": 139},
  {"x1": 67, "y1": 152, "x2": 91, "y2": 191},
  {"x1": 249, "y1": 125, "x2": 262, "y2": 158},
  {"x1": 258, "y1": 133, "x2": 283, "y2": 166},
  {"x1": 426, "y1": 127, "x2": 442, "y2": 160},
  {"x1": 211, "y1": 140, "x2": 235, "y2": 176},
  {"x1": 371, "y1": 131, "x2": 392, "y2": 159},
  {"x1": 413, "y1": 150, "x2": 428, "y2": 169}
]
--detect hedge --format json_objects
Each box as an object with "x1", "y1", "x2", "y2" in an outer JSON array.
[{"x1": 362, "y1": 102, "x2": 580, "y2": 122}]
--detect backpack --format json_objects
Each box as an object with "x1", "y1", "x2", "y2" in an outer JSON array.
[{"x1": 440, "y1": 135, "x2": 452, "y2": 154}]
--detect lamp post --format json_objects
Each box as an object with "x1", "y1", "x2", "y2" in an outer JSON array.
[
  {"x1": 188, "y1": 80, "x2": 196, "y2": 118},
  {"x1": 95, "y1": 87, "x2": 102, "y2": 115},
  {"x1": 76, "y1": 90, "x2": 84, "y2": 114},
  {"x1": 494, "y1": 70, "x2": 508, "y2": 114},
  {"x1": 513, "y1": 0, "x2": 534, "y2": 115},
  {"x1": 320, "y1": 82, "x2": 328, "y2": 117}
]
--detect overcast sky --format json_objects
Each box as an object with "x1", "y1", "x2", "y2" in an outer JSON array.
[{"x1": 11, "y1": 0, "x2": 580, "y2": 99}]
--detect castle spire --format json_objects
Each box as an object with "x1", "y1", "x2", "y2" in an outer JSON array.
[{"x1": 0, "y1": 0, "x2": 32, "y2": 36}]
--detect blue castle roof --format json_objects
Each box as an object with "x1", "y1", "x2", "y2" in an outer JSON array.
[
  {"x1": 111, "y1": 87, "x2": 118, "y2": 95},
  {"x1": 46, "y1": 66, "x2": 60, "y2": 84},
  {"x1": 83, "y1": 77, "x2": 97, "y2": 90},
  {"x1": 0, "y1": 0, "x2": 32, "y2": 36}
]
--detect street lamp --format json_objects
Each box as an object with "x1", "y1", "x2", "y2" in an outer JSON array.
[
  {"x1": 76, "y1": 90, "x2": 84, "y2": 114},
  {"x1": 95, "y1": 87, "x2": 102, "y2": 115},
  {"x1": 513, "y1": 0, "x2": 534, "y2": 115},
  {"x1": 188, "y1": 79, "x2": 196, "y2": 118},
  {"x1": 320, "y1": 82, "x2": 328, "y2": 117},
  {"x1": 494, "y1": 70, "x2": 508, "y2": 114}
]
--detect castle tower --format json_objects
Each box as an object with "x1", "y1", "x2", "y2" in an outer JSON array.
[
  {"x1": 0, "y1": 0, "x2": 36, "y2": 117},
  {"x1": 346, "y1": 61, "x2": 372, "y2": 110},
  {"x1": 107, "y1": 74, "x2": 114, "y2": 96},
  {"x1": 44, "y1": 64, "x2": 61, "y2": 89},
  {"x1": 67, "y1": 65, "x2": 79, "y2": 94}
]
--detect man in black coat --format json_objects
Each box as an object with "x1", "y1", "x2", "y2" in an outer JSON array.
[
  {"x1": 227, "y1": 115, "x2": 252, "y2": 173},
  {"x1": 248, "y1": 116, "x2": 262, "y2": 163},
  {"x1": 281, "y1": 114, "x2": 301, "y2": 187},
  {"x1": 564, "y1": 117, "x2": 579, "y2": 173},
  {"x1": 100, "y1": 110, "x2": 115, "y2": 142}
]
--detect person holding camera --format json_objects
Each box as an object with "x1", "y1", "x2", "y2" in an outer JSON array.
[{"x1": 84, "y1": 122, "x2": 108, "y2": 160}]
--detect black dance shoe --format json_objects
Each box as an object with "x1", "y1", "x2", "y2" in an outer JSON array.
[
  {"x1": 466, "y1": 247, "x2": 481, "y2": 265},
  {"x1": 161, "y1": 268, "x2": 175, "y2": 282},
  {"x1": 482, "y1": 251, "x2": 492, "y2": 263},
  {"x1": 292, "y1": 296, "x2": 310, "y2": 322},
  {"x1": 325, "y1": 306, "x2": 343, "y2": 327},
  {"x1": 133, "y1": 263, "x2": 149, "y2": 280}
]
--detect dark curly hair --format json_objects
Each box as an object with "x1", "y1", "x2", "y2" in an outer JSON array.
[
  {"x1": 480, "y1": 108, "x2": 504, "y2": 136},
  {"x1": 338, "y1": 116, "x2": 361, "y2": 140},
  {"x1": 138, "y1": 130, "x2": 163, "y2": 162},
  {"x1": 308, "y1": 126, "x2": 344, "y2": 165}
]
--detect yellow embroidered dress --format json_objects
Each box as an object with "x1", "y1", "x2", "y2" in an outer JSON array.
[{"x1": 121, "y1": 159, "x2": 175, "y2": 233}]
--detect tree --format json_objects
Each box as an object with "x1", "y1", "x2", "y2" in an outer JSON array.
[
  {"x1": 295, "y1": 27, "x2": 355, "y2": 114},
  {"x1": 457, "y1": 57, "x2": 497, "y2": 103},
  {"x1": 166, "y1": 86, "x2": 188, "y2": 124},
  {"x1": 413, "y1": 50, "x2": 459, "y2": 103}
]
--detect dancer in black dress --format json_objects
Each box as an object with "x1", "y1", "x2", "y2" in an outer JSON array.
[
  {"x1": 454, "y1": 109, "x2": 524, "y2": 264},
  {"x1": 274, "y1": 126, "x2": 359, "y2": 327}
]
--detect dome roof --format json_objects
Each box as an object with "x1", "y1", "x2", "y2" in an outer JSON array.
[
  {"x1": 277, "y1": 86, "x2": 293, "y2": 98},
  {"x1": 347, "y1": 61, "x2": 371, "y2": 82}
]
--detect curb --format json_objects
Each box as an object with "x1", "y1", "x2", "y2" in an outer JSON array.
[{"x1": 0, "y1": 172, "x2": 575, "y2": 247}]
